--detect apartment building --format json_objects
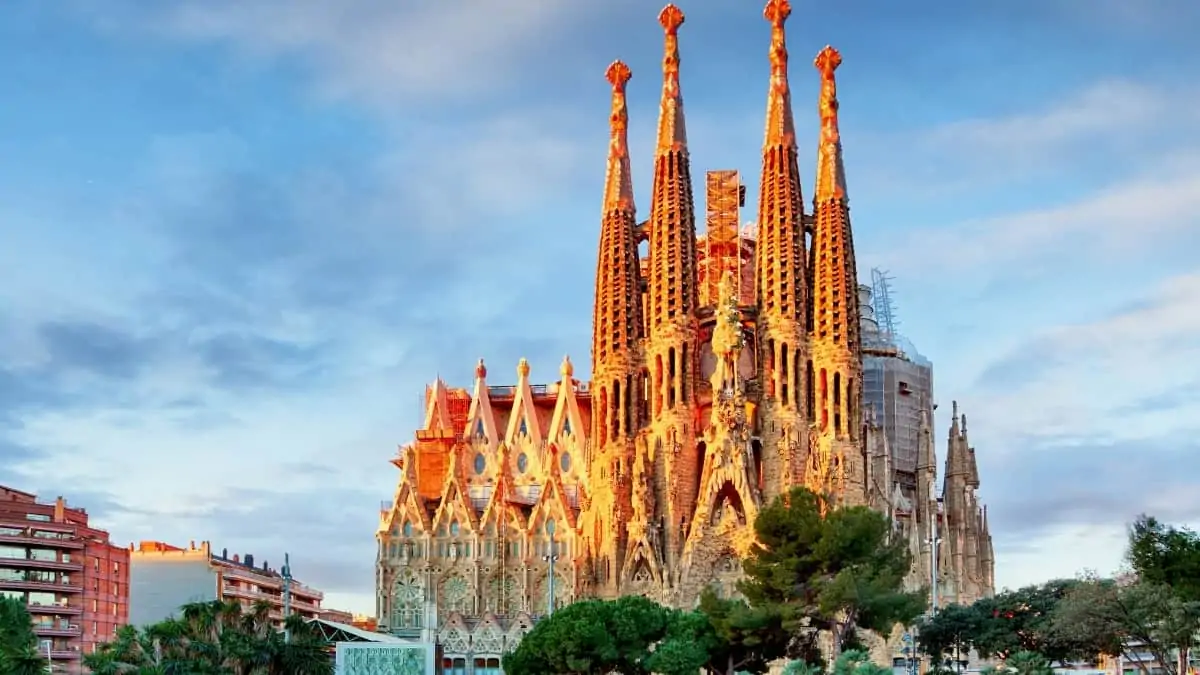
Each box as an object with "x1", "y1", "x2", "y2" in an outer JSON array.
[
  {"x1": 129, "y1": 540, "x2": 324, "y2": 628},
  {"x1": 0, "y1": 485, "x2": 130, "y2": 674}
]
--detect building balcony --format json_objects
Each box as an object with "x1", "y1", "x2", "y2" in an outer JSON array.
[
  {"x1": 33, "y1": 623, "x2": 81, "y2": 638},
  {"x1": 0, "y1": 579, "x2": 82, "y2": 593},
  {"x1": 0, "y1": 557, "x2": 83, "y2": 572},
  {"x1": 47, "y1": 649, "x2": 81, "y2": 661},
  {"x1": 28, "y1": 601, "x2": 82, "y2": 616},
  {"x1": 0, "y1": 532, "x2": 85, "y2": 549}
]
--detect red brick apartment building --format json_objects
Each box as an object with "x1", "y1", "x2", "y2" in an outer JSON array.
[{"x1": 0, "y1": 485, "x2": 130, "y2": 673}]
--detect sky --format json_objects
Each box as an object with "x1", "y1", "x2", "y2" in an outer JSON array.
[{"x1": 1, "y1": 0, "x2": 1198, "y2": 616}]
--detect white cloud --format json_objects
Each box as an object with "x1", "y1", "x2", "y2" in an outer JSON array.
[
  {"x1": 853, "y1": 78, "x2": 1200, "y2": 204},
  {"x1": 80, "y1": 0, "x2": 620, "y2": 109},
  {"x1": 872, "y1": 166, "x2": 1200, "y2": 282},
  {"x1": 964, "y1": 269, "x2": 1200, "y2": 446}
]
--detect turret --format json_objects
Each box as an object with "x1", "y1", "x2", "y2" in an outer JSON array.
[{"x1": 754, "y1": 0, "x2": 810, "y2": 499}]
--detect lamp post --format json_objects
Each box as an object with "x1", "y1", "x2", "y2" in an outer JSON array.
[
  {"x1": 282, "y1": 552, "x2": 293, "y2": 643},
  {"x1": 929, "y1": 495, "x2": 942, "y2": 613},
  {"x1": 41, "y1": 639, "x2": 52, "y2": 673},
  {"x1": 542, "y1": 519, "x2": 560, "y2": 617}
]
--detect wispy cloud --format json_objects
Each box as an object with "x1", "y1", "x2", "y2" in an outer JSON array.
[{"x1": 77, "y1": 0, "x2": 624, "y2": 110}]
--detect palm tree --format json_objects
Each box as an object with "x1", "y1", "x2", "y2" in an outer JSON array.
[
  {"x1": 83, "y1": 600, "x2": 333, "y2": 675},
  {"x1": 0, "y1": 597, "x2": 48, "y2": 675}
]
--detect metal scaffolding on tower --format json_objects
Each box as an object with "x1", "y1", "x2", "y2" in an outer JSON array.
[{"x1": 702, "y1": 170, "x2": 744, "y2": 307}]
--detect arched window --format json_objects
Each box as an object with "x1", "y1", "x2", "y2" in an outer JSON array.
[{"x1": 392, "y1": 572, "x2": 424, "y2": 629}]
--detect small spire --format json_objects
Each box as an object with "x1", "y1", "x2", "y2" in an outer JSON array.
[
  {"x1": 603, "y1": 60, "x2": 636, "y2": 214},
  {"x1": 560, "y1": 355, "x2": 574, "y2": 379},
  {"x1": 475, "y1": 358, "x2": 487, "y2": 380},
  {"x1": 762, "y1": 0, "x2": 795, "y2": 148},
  {"x1": 813, "y1": 45, "x2": 848, "y2": 202},
  {"x1": 655, "y1": 4, "x2": 688, "y2": 154},
  {"x1": 517, "y1": 358, "x2": 530, "y2": 379}
]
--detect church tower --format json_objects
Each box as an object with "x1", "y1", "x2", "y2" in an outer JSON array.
[
  {"x1": 806, "y1": 46, "x2": 866, "y2": 505},
  {"x1": 586, "y1": 60, "x2": 645, "y2": 596},
  {"x1": 644, "y1": 4, "x2": 701, "y2": 574},
  {"x1": 753, "y1": 0, "x2": 810, "y2": 502}
]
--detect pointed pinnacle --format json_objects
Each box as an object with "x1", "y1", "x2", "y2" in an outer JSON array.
[
  {"x1": 603, "y1": 60, "x2": 635, "y2": 213},
  {"x1": 655, "y1": 5, "x2": 688, "y2": 154}
]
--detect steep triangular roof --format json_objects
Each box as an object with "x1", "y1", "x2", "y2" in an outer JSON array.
[
  {"x1": 528, "y1": 445, "x2": 577, "y2": 533},
  {"x1": 547, "y1": 356, "x2": 586, "y2": 448},
  {"x1": 464, "y1": 359, "x2": 500, "y2": 448},
  {"x1": 505, "y1": 359, "x2": 543, "y2": 443},
  {"x1": 423, "y1": 378, "x2": 455, "y2": 431},
  {"x1": 432, "y1": 445, "x2": 480, "y2": 532}
]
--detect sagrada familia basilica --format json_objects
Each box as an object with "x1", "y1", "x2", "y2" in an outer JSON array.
[{"x1": 374, "y1": 1, "x2": 994, "y2": 668}]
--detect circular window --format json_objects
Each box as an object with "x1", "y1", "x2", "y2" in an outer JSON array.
[
  {"x1": 473, "y1": 452, "x2": 486, "y2": 474},
  {"x1": 402, "y1": 521, "x2": 413, "y2": 537},
  {"x1": 517, "y1": 452, "x2": 528, "y2": 473},
  {"x1": 560, "y1": 452, "x2": 571, "y2": 473},
  {"x1": 450, "y1": 520, "x2": 460, "y2": 536}
]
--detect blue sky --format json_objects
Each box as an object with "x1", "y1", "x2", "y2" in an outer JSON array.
[{"x1": 2, "y1": 0, "x2": 1198, "y2": 615}]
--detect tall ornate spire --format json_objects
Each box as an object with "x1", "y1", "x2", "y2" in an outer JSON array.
[
  {"x1": 656, "y1": 4, "x2": 687, "y2": 153},
  {"x1": 762, "y1": 0, "x2": 796, "y2": 147},
  {"x1": 645, "y1": 2, "x2": 700, "y2": 572},
  {"x1": 808, "y1": 45, "x2": 864, "y2": 505},
  {"x1": 603, "y1": 61, "x2": 635, "y2": 214},
  {"x1": 813, "y1": 45, "x2": 848, "y2": 203},
  {"x1": 754, "y1": 0, "x2": 809, "y2": 501},
  {"x1": 587, "y1": 59, "x2": 646, "y2": 600},
  {"x1": 592, "y1": 59, "x2": 644, "y2": 433}
]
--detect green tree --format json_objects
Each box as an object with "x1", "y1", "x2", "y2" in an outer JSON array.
[
  {"x1": 1002, "y1": 651, "x2": 1054, "y2": 675},
  {"x1": 1128, "y1": 516, "x2": 1200, "y2": 602},
  {"x1": 969, "y1": 580, "x2": 1090, "y2": 664},
  {"x1": 83, "y1": 599, "x2": 332, "y2": 675},
  {"x1": 916, "y1": 602, "x2": 980, "y2": 667},
  {"x1": 502, "y1": 596, "x2": 678, "y2": 675},
  {"x1": 740, "y1": 487, "x2": 925, "y2": 657},
  {"x1": 0, "y1": 597, "x2": 47, "y2": 675},
  {"x1": 831, "y1": 649, "x2": 891, "y2": 675},
  {"x1": 689, "y1": 589, "x2": 800, "y2": 675},
  {"x1": 1053, "y1": 577, "x2": 1200, "y2": 675}
]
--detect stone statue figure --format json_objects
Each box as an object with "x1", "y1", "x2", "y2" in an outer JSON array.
[{"x1": 709, "y1": 271, "x2": 744, "y2": 404}]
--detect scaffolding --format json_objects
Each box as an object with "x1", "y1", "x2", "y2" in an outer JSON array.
[
  {"x1": 702, "y1": 170, "x2": 744, "y2": 306},
  {"x1": 860, "y1": 279, "x2": 932, "y2": 497},
  {"x1": 871, "y1": 267, "x2": 899, "y2": 337}
]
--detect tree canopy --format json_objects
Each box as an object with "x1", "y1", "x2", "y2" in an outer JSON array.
[
  {"x1": 740, "y1": 487, "x2": 926, "y2": 656},
  {"x1": 0, "y1": 597, "x2": 47, "y2": 675},
  {"x1": 502, "y1": 595, "x2": 704, "y2": 675},
  {"x1": 83, "y1": 599, "x2": 332, "y2": 675},
  {"x1": 915, "y1": 513, "x2": 1200, "y2": 675}
]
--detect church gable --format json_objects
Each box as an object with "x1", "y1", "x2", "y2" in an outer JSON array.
[
  {"x1": 432, "y1": 479, "x2": 479, "y2": 534},
  {"x1": 505, "y1": 359, "x2": 544, "y2": 444}
]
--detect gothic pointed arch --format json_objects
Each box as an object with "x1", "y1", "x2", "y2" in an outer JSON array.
[
  {"x1": 464, "y1": 358, "x2": 500, "y2": 449},
  {"x1": 505, "y1": 358, "x2": 544, "y2": 444}
]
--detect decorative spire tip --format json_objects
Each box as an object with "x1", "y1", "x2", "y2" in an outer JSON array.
[
  {"x1": 606, "y1": 60, "x2": 632, "y2": 91},
  {"x1": 475, "y1": 358, "x2": 487, "y2": 379},
  {"x1": 815, "y1": 45, "x2": 842, "y2": 79},
  {"x1": 764, "y1": 0, "x2": 791, "y2": 26},
  {"x1": 659, "y1": 4, "x2": 684, "y2": 34}
]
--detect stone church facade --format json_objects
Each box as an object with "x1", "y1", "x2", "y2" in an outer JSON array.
[{"x1": 374, "y1": 2, "x2": 994, "y2": 669}]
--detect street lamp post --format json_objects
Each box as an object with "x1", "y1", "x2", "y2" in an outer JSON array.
[
  {"x1": 42, "y1": 639, "x2": 52, "y2": 673},
  {"x1": 929, "y1": 495, "x2": 942, "y2": 613},
  {"x1": 282, "y1": 552, "x2": 293, "y2": 643},
  {"x1": 543, "y1": 519, "x2": 560, "y2": 617}
]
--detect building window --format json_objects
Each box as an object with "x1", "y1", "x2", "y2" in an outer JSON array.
[{"x1": 392, "y1": 573, "x2": 423, "y2": 630}]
